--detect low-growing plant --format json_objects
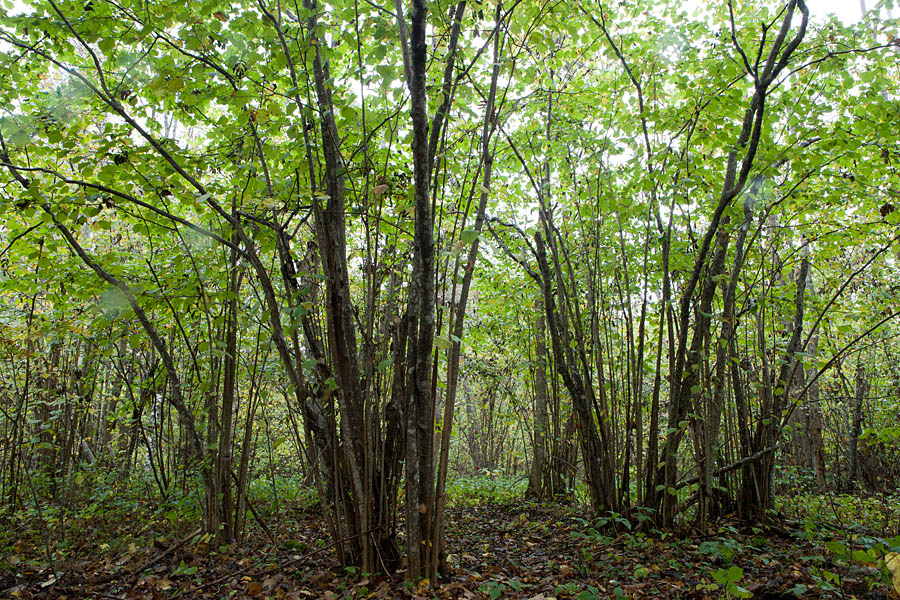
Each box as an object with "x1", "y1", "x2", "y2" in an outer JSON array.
[
  {"x1": 710, "y1": 565, "x2": 752, "y2": 599},
  {"x1": 445, "y1": 475, "x2": 525, "y2": 507},
  {"x1": 698, "y1": 532, "x2": 743, "y2": 566},
  {"x1": 478, "y1": 578, "x2": 521, "y2": 599}
]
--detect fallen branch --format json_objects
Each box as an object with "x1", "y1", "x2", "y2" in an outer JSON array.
[
  {"x1": 230, "y1": 468, "x2": 277, "y2": 546},
  {"x1": 89, "y1": 528, "x2": 203, "y2": 585},
  {"x1": 173, "y1": 525, "x2": 390, "y2": 597},
  {"x1": 676, "y1": 445, "x2": 778, "y2": 490}
]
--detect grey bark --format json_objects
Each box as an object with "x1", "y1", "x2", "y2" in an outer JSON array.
[
  {"x1": 846, "y1": 362, "x2": 868, "y2": 488},
  {"x1": 526, "y1": 310, "x2": 550, "y2": 499}
]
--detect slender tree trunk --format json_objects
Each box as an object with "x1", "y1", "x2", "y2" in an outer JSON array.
[
  {"x1": 805, "y1": 333, "x2": 827, "y2": 491},
  {"x1": 743, "y1": 241, "x2": 809, "y2": 517},
  {"x1": 846, "y1": 361, "x2": 868, "y2": 489},
  {"x1": 430, "y1": 2, "x2": 500, "y2": 575},
  {"x1": 397, "y1": 0, "x2": 437, "y2": 579},
  {"x1": 663, "y1": 227, "x2": 730, "y2": 526},
  {"x1": 535, "y1": 231, "x2": 614, "y2": 514},
  {"x1": 698, "y1": 184, "x2": 755, "y2": 526},
  {"x1": 216, "y1": 239, "x2": 240, "y2": 544},
  {"x1": 657, "y1": 0, "x2": 808, "y2": 526},
  {"x1": 527, "y1": 309, "x2": 550, "y2": 499}
]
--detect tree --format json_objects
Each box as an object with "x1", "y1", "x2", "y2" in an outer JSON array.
[
  {"x1": 2, "y1": 0, "x2": 899, "y2": 581},
  {"x1": 0, "y1": 0, "x2": 512, "y2": 580}
]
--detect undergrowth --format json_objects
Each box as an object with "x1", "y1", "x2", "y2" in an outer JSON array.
[{"x1": 445, "y1": 473, "x2": 527, "y2": 506}]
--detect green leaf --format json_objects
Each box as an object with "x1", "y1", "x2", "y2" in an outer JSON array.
[
  {"x1": 726, "y1": 565, "x2": 743, "y2": 582},
  {"x1": 9, "y1": 129, "x2": 30, "y2": 147},
  {"x1": 460, "y1": 229, "x2": 479, "y2": 244},
  {"x1": 851, "y1": 549, "x2": 873, "y2": 563},
  {"x1": 435, "y1": 335, "x2": 452, "y2": 350},
  {"x1": 340, "y1": 105, "x2": 357, "y2": 123},
  {"x1": 825, "y1": 540, "x2": 847, "y2": 555},
  {"x1": 98, "y1": 37, "x2": 115, "y2": 53}
]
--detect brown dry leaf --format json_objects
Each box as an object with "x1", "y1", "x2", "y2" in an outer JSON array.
[
  {"x1": 244, "y1": 580, "x2": 264, "y2": 596},
  {"x1": 263, "y1": 576, "x2": 279, "y2": 589},
  {"x1": 155, "y1": 577, "x2": 173, "y2": 590}
]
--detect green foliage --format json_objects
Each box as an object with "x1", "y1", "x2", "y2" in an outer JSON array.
[
  {"x1": 776, "y1": 492, "x2": 900, "y2": 595},
  {"x1": 569, "y1": 518, "x2": 614, "y2": 546},
  {"x1": 710, "y1": 565, "x2": 752, "y2": 599},
  {"x1": 478, "y1": 579, "x2": 522, "y2": 599},
  {"x1": 1, "y1": 0, "x2": 900, "y2": 590},
  {"x1": 170, "y1": 560, "x2": 199, "y2": 577},
  {"x1": 247, "y1": 476, "x2": 318, "y2": 512},
  {"x1": 575, "y1": 585, "x2": 605, "y2": 600},
  {"x1": 779, "y1": 492, "x2": 900, "y2": 537},
  {"x1": 698, "y1": 531, "x2": 744, "y2": 566},
  {"x1": 0, "y1": 466, "x2": 164, "y2": 564},
  {"x1": 445, "y1": 475, "x2": 526, "y2": 507}
]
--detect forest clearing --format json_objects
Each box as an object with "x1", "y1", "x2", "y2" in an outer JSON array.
[{"x1": 1, "y1": 0, "x2": 900, "y2": 597}]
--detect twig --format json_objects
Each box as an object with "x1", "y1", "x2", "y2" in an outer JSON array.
[
  {"x1": 230, "y1": 469, "x2": 277, "y2": 546},
  {"x1": 173, "y1": 526, "x2": 387, "y2": 597},
  {"x1": 90, "y1": 528, "x2": 203, "y2": 585}
]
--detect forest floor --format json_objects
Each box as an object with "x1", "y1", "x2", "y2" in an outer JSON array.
[{"x1": 2, "y1": 493, "x2": 899, "y2": 599}]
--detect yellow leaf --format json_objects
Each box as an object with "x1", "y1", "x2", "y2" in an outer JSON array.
[
  {"x1": 259, "y1": 196, "x2": 279, "y2": 209},
  {"x1": 886, "y1": 552, "x2": 900, "y2": 595}
]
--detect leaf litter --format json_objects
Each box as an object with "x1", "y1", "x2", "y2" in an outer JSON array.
[{"x1": 1, "y1": 499, "x2": 897, "y2": 599}]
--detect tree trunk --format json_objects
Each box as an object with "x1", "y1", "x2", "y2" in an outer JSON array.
[
  {"x1": 698, "y1": 182, "x2": 756, "y2": 527},
  {"x1": 215, "y1": 238, "x2": 240, "y2": 545},
  {"x1": 743, "y1": 241, "x2": 809, "y2": 518},
  {"x1": 655, "y1": 0, "x2": 808, "y2": 526},
  {"x1": 806, "y1": 332, "x2": 827, "y2": 491},
  {"x1": 534, "y1": 231, "x2": 616, "y2": 514},
  {"x1": 526, "y1": 309, "x2": 550, "y2": 499},
  {"x1": 846, "y1": 361, "x2": 868, "y2": 489}
]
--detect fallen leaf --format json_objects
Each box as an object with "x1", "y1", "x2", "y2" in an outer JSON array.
[
  {"x1": 245, "y1": 580, "x2": 263, "y2": 595},
  {"x1": 886, "y1": 552, "x2": 900, "y2": 595}
]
